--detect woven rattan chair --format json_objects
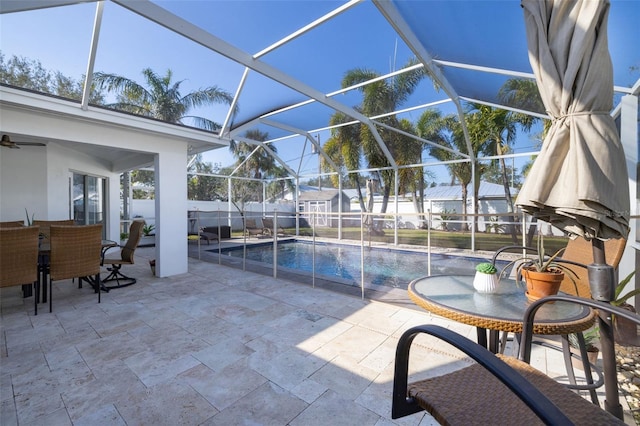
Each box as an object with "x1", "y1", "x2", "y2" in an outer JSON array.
[
  {"x1": 0, "y1": 226, "x2": 40, "y2": 314},
  {"x1": 49, "y1": 224, "x2": 103, "y2": 312},
  {"x1": 392, "y1": 295, "x2": 639, "y2": 424},
  {"x1": 492, "y1": 236, "x2": 627, "y2": 402},
  {"x1": 244, "y1": 219, "x2": 263, "y2": 237},
  {"x1": 101, "y1": 220, "x2": 144, "y2": 289},
  {"x1": 34, "y1": 219, "x2": 75, "y2": 241},
  {"x1": 262, "y1": 218, "x2": 285, "y2": 236},
  {"x1": 0, "y1": 220, "x2": 25, "y2": 227}
]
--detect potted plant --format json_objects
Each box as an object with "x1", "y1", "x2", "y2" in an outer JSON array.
[
  {"x1": 139, "y1": 223, "x2": 155, "y2": 246},
  {"x1": 612, "y1": 271, "x2": 638, "y2": 345},
  {"x1": 142, "y1": 224, "x2": 155, "y2": 236},
  {"x1": 473, "y1": 262, "x2": 498, "y2": 293},
  {"x1": 500, "y1": 234, "x2": 578, "y2": 301},
  {"x1": 568, "y1": 326, "x2": 600, "y2": 370}
]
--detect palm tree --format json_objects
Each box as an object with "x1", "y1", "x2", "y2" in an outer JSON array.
[
  {"x1": 187, "y1": 154, "x2": 226, "y2": 201},
  {"x1": 229, "y1": 129, "x2": 280, "y2": 203},
  {"x1": 395, "y1": 118, "x2": 430, "y2": 228},
  {"x1": 417, "y1": 110, "x2": 479, "y2": 231},
  {"x1": 93, "y1": 68, "x2": 234, "y2": 131},
  {"x1": 498, "y1": 78, "x2": 548, "y2": 245},
  {"x1": 321, "y1": 113, "x2": 366, "y2": 210},
  {"x1": 340, "y1": 58, "x2": 428, "y2": 217},
  {"x1": 465, "y1": 103, "x2": 540, "y2": 242}
]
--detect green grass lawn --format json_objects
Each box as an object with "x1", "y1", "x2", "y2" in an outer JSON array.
[{"x1": 291, "y1": 227, "x2": 568, "y2": 254}]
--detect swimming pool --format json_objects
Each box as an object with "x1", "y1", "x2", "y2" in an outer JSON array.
[{"x1": 213, "y1": 240, "x2": 509, "y2": 291}]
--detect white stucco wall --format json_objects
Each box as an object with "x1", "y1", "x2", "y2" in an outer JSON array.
[
  {"x1": 0, "y1": 146, "x2": 48, "y2": 223},
  {"x1": 0, "y1": 144, "x2": 120, "y2": 240}
]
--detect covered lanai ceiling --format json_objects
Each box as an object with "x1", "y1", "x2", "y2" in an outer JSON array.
[{"x1": 1, "y1": 0, "x2": 638, "y2": 178}]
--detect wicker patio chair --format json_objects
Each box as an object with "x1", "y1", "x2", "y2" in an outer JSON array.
[
  {"x1": 101, "y1": 220, "x2": 144, "y2": 289},
  {"x1": 262, "y1": 218, "x2": 285, "y2": 236},
  {"x1": 0, "y1": 226, "x2": 40, "y2": 314},
  {"x1": 34, "y1": 219, "x2": 75, "y2": 241},
  {"x1": 391, "y1": 295, "x2": 639, "y2": 424},
  {"x1": 199, "y1": 227, "x2": 220, "y2": 244},
  {"x1": 49, "y1": 224, "x2": 103, "y2": 312},
  {"x1": 0, "y1": 220, "x2": 25, "y2": 227},
  {"x1": 491, "y1": 236, "x2": 627, "y2": 403},
  {"x1": 244, "y1": 219, "x2": 263, "y2": 237}
]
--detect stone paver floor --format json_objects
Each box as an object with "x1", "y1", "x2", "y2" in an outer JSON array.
[{"x1": 1, "y1": 247, "x2": 633, "y2": 425}]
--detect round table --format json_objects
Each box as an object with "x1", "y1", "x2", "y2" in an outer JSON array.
[{"x1": 408, "y1": 275, "x2": 596, "y2": 352}]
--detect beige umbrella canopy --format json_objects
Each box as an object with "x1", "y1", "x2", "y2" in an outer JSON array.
[{"x1": 516, "y1": 0, "x2": 630, "y2": 241}]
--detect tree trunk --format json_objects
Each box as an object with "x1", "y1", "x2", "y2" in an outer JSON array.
[
  {"x1": 525, "y1": 217, "x2": 538, "y2": 247},
  {"x1": 460, "y1": 183, "x2": 469, "y2": 231},
  {"x1": 498, "y1": 147, "x2": 518, "y2": 244}
]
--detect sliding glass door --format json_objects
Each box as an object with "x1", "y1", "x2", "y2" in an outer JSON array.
[{"x1": 72, "y1": 173, "x2": 106, "y2": 227}]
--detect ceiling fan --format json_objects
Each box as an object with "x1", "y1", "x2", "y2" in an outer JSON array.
[{"x1": 1, "y1": 134, "x2": 46, "y2": 149}]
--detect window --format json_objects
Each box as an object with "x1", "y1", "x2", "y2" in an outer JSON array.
[{"x1": 72, "y1": 173, "x2": 106, "y2": 230}]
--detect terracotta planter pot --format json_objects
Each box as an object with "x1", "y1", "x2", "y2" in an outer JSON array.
[
  {"x1": 571, "y1": 348, "x2": 600, "y2": 371},
  {"x1": 614, "y1": 303, "x2": 638, "y2": 346},
  {"x1": 522, "y1": 267, "x2": 564, "y2": 301}
]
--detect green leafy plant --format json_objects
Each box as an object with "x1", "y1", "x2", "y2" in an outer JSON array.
[
  {"x1": 612, "y1": 270, "x2": 638, "y2": 307},
  {"x1": 568, "y1": 326, "x2": 600, "y2": 351},
  {"x1": 476, "y1": 262, "x2": 497, "y2": 275},
  {"x1": 485, "y1": 216, "x2": 506, "y2": 234},
  {"x1": 499, "y1": 234, "x2": 578, "y2": 284},
  {"x1": 438, "y1": 208, "x2": 455, "y2": 231},
  {"x1": 142, "y1": 224, "x2": 155, "y2": 236},
  {"x1": 25, "y1": 208, "x2": 34, "y2": 226}
]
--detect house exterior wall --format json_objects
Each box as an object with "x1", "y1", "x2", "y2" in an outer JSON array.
[
  {"x1": 350, "y1": 197, "x2": 516, "y2": 232},
  {"x1": 0, "y1": 143, "x2": 120, "y2": 240}
]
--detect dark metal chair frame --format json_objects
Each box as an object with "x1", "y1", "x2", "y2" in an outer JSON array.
[
  {"x1": 392, "y1": 296, "x2": 639, "y2": 424},
  {"x1": 101, "y1": 220, "x2": 144, "y2": 289}
]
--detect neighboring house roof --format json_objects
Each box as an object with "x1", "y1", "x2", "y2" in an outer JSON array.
[
  {"x1": 294, "y1": 181, "x2": 514, "y2": 202},
  {"x1": 298, "y1": 189, "x2": 342, "y2": 201},
  {"x1": 423, "y1": 181, "x2": 518, "y2": 201}
]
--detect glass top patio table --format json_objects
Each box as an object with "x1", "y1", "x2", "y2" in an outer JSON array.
[{"x1": 408, "y1": 275, "x2": 596, "y2": 337}]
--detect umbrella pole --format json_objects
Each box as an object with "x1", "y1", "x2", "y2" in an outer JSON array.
[{"x1": 589, "y1": 239, "x2": 623, "y2": 419}]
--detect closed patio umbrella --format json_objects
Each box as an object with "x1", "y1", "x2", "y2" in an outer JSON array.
[
  {"x1": 516, "y1": 0, "x2": 630, "y2": 418},
  {"x1": 516, "y1": 0, "x2": 629, "y2": 241}
]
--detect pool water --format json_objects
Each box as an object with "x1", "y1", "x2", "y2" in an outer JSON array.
[{"x1": 215, "y1": 240, "x2": 508, "y2": 290}]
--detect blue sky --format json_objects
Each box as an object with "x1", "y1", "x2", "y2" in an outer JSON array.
[{"x1": 1, "y1": 0, "x2": 637, "y2": 184}]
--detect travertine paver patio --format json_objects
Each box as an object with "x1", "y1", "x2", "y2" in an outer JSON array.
[{"x1": 0, "y1": 247, "x2": 631, "y2": 425}]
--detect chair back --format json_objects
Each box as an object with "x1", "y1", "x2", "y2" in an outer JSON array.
[
  {"x1": 246, "y1": 219, "x2": 258, "y2": 229},
  {"x1": 0, "y1": 226, "x2": 39, "y2": 287},
  {"x1": 34, "y1": 219, "x2": 75, "y2": 241},
  {"x1": 0, "y1": 220, "x2": 25, "y2": 228},
  {"x1": 121, "y1": 220, "x2": 144, "y2": 262},
  {"x1": 559, "y1": 236, "x2": 627, "y2": 297},
  {"x1": 49, "y1": 224, "x2": 102, "y2": 281}
]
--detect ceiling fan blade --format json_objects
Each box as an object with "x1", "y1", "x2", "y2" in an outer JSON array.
[
  {"x1": 1, "y1": 134, "x2": 20, "y2": 149},
  {"x1": 1, "y1": 134, "x2": 45, "y2": 148},
  {"x1": 16, "y1": 142, "x2": 46, "y2": 147}
]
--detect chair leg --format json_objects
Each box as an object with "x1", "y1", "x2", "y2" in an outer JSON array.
[
  {"x1": 101, "y1": 264, "x2": 137, "y2": 289},
  {"x1": 96, "y1": 273, "x2": 101, "y2": 303},
  {"x1": 562, "y1": 333, "x2": 599, "y2": 404},
  {"x1": 49, "y1": 278, "x2": 52, "y2": 313},
  {"x1": 34, "y1": 280, "x2": 38, "y2": 316}
]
